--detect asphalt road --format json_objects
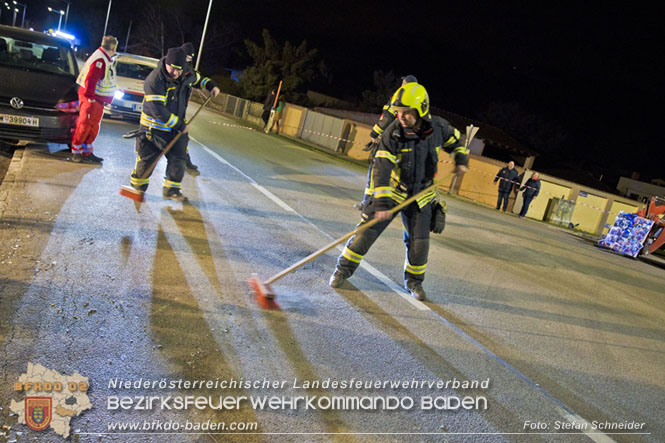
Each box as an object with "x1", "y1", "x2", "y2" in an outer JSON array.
[{"x1": 0, "y1": 108, "x2": 663, "y2": 443}]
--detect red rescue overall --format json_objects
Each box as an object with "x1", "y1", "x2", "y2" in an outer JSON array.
[{"x1": 72, "y1": 47, "x2": 117, "y2": 155}]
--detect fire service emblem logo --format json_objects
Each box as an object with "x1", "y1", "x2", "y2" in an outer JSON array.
[{"x1": 25, "y1": 397, "x2": 52, "y2": 431}]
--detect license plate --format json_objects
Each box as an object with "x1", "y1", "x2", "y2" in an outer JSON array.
[
  {"x1": 132, "y1": 104, "x2": 143, "y2": 112},
  {"x1": 0, "y1": 113, "x2": 40, "y2": 127}
]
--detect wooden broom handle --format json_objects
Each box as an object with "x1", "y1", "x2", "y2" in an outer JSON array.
[
  {"x1": 139, "y1": 96, "x2": 213, "y2": 180},
  {"x1": 264, "y1": 175, "x2": 453, "y2": 285}
]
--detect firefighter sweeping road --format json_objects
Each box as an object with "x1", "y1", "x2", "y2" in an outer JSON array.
[{"x1": 0, "y1": 107, "x2": 663, "y2": 442}]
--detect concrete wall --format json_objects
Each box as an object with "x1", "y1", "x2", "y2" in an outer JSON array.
[
  {"x1": 300, "y1": 110, "x2": 347, "y2": 152},
  {"x1": 456, "y1": 155, "x2": 511, "y2": 207},
  {"x1": 344, "y1": 122, "x2": 372, "y2": 161},
  {"x1": 281, "y1": 104, "x2": 307, "y2": 138},
  {"x1": 617, "y1": 177, "x2": 665, "y2": 201},
  {"x1": 570, "y1": 191, "x2": 607, "y2": 233}
]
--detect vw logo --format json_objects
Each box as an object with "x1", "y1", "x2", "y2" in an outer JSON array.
[{"x1": 10, "y1": 97, "x2": 24, "y2": 110}]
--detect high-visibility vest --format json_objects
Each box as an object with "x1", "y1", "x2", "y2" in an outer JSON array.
[{"x1": 76, "y1": 48, "x2": 118, "y2": 98}]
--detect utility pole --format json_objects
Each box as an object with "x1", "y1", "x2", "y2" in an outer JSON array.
[
  {"x1": 63, "y1": 1, "x2": 70, "y2": 30},
  {"x1": 124, "y1": 20, "x2": 132, "y2": 52},
  {"x1": 102, "y1": 0, "x2": 112, "y2": 38},
  {"x1": 195, "y1": 0, "x2": 213, "y2": 71},
  {"x1": 12, "y1": 1, "x2": 27, "y2": 28}
]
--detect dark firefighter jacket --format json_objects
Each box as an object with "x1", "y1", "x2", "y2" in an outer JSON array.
[
  {"x1": 520, "y1": 177, "x2": 541, "y2": 198},
  {"x1": 372, "y1": 116, "x2": 468, "y2": 211},
  {"x1": 140, "y1": 58, "x2": 214, "y2": 132},
  {"x1": 494, "y1": 167, "x2": 520, "y2": 193},
  {"x1": 182, "y1": 65, "x2": 217, "y2": 102},
  {"x1": 369, "y1": 100, "x2": 397, "y2": 139}
]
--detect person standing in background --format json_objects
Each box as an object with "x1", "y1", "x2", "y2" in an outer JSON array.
[
  {"x1": 519, "y1": 172, "x2": 541, "y2": 217},
  {"x1": 494, "y1": 161, "x2": 519, "y2": 211},
  {"x1": 71, "y1": 35, "x2": 119, "y2": 163}
]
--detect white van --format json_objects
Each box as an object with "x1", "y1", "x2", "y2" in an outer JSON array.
[{"x1": 105, "y1": 52, "x2": 158, "y2": 120}]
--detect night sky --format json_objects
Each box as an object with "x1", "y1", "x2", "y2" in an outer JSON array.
[{"x1": 4, "y1": 0, "x2": 663, "y2": 184}]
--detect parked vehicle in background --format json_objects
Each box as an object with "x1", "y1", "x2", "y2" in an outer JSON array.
[
  {"x1": 0, "y1": 25, "x2": 79, "y2": 146},
  {"x1": 105, "y1": 53, "x2": 158, "y2": 120}
]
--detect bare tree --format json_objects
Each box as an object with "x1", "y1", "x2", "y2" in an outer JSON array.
[{"x1": 132, "y1": 4, "x2": 166, "y2": 57}]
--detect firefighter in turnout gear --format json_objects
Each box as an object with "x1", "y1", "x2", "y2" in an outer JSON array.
[
  {"x1": 127, "y1": 47, "x2": 196, "y2": 202},
  {"x1": 180, "y1": 42, "x2": 220, "y2": 171},
  {"x1": 358, "y1": 75, "x2": 418, "y2": 210},
  {"x1": 330, "y1": 82, "x2": 469, "y2": 301},
  {"x1": 71, "y1": 35, "x2": 118, "y2": 163}
]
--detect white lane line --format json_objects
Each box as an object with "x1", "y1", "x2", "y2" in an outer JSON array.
[
  {"x1": 558, "y1": 408, "x2": 617, "y2": 443},
  {"x1": 192, "y1": 137, "x2": 428, "y2": 311},
  {"x1": 191, "y1": 137, "x2": 615, "y2": 441}
]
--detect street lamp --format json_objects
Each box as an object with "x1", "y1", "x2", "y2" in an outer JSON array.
[
  {"x1": 13, "y1": 0, "x2": 26, "y2": 28},
  {"x1": 102, "y1": 0, "x2": 111, "y2": 38},
  {"x1": 47, "y1": 7, "x2": 65, "y2": 32},
  {"x1": 57, "y1": 0, "x2": 71, "y2": 31},
  {"x1": 195, "y1": 0, "x2": 213, "y2": 71},
  {"x1": 3, "y1": 1, "x2": 18, "y2": 27}
]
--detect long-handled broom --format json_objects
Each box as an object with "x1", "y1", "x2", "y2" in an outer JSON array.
[
  {"x1": 248, "y1": 176, "x2": 453, "y2": 309},
  {"x1": 248, "y1": 123, "x2": 480, "y2": 308},
  {"x1": 119, "y1": 96, "x2": 213, "y2": 202}
]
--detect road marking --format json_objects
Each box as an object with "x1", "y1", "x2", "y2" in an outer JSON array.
[{"x1": 191, "y1": 136, "x2": 615, "y2": 442}]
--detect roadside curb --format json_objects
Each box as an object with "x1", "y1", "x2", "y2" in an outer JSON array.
[{"x1": 0, "y1": 146, "x2": 26, "y2": 219}]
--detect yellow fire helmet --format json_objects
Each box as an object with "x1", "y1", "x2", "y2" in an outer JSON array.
[{"x1": 390, "y1": 82, "x2": 431, "y2": 121}]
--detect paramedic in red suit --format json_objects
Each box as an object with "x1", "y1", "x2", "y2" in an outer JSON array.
[{"x1": 71, "y1": 35, "x2": 119, "y2": 163}]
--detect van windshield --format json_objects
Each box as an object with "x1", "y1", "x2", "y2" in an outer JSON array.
[
  {"x1": 0, "y1": 34, "x2": 76, "y2": 76},
  {"x1": 116, "y1": 61, "x2": 154, "y2": 80}
]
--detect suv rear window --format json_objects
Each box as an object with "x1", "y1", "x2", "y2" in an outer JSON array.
[
  {"x1": 116, "y1": 61, "x2": 154, "y2": 80},
  {"x1": 0, "y1": 34, "x2": 76, "y2": 76}
]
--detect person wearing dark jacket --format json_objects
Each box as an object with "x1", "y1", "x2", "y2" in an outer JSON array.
[
  {"x1": 329, "y1": 82, "x2": 469, "y2": 301},
  {"x1": 357, "y1": 75, "x2": 418, "y2": 210},
  {"x1": 519, "y1": 172, "x2": 541, "y2": 217},
  {"x1": 126, "y1": 47, "x2": 203, "y2": 202},
  {"x1": 493, "y1": 161, "x2": 519, "y2": 211},
  {"x1": 180, "y1": 42, "x2": 220, "y2": 171}
]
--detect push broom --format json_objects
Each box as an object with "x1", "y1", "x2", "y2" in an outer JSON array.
[
  {"x1": 248, "y1": 175, "x2": 454, "y2": 309},
  {"x1": 119, "y1": 96, "x2": 213, "y2": 202}
]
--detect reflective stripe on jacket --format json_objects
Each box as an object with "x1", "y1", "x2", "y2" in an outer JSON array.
[
  {"x1": 140, "y1": 58, "x2": 187, "y2": 132},
  {"x1": 371, "y1": 116, "x2": 468, "y2": 211}
]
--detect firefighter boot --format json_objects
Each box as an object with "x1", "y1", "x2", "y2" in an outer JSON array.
[
  {"x1": 163, "y1": 187, "x2": 186, "y2": 202},
  {"x1": 87, "y1": 152, "x2": 104, "y2": 163},
  {"x1": 329, "y1": 270, "x2": 347, "y2": 288},
  {"x1": 186, "y1": 153, "x2": 198, "y2": 170},
  {"x1": 405, "y1": 282, "x2": 427, "y2": 301}
]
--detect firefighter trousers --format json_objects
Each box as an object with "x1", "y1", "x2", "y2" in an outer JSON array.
[
  {"x1": 336, "y1": 200, "x2": 432, "y2": 286},
  {"x1": 130, "y1": 127, "x2": 188, "y2": 191}
]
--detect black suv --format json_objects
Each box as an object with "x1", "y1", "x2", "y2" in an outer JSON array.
[{"x1": 0, "y1": 25, "x2": 79, "y2": 146}]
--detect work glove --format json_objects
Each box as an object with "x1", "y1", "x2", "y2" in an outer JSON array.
[
  {"x1": 430, "y1": 201, "x2": 447, "y2": 234},
  {"x1": 122, "y1": 128, "x2": 143, "y2": 139},
  {"x1": 430, "y1": 187, "x2": 447, "y2": 234},
  {"x1": 363, "y1": 141, "x2": 379, "y2": 152}
]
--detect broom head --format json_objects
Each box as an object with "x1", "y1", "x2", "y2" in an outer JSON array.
[
  {"x1": 119, "y1": 185, "x2": 145, "y2": 202},
  {"x1": 247, "y1": 274, "x2": 280, "y2": 310}
]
